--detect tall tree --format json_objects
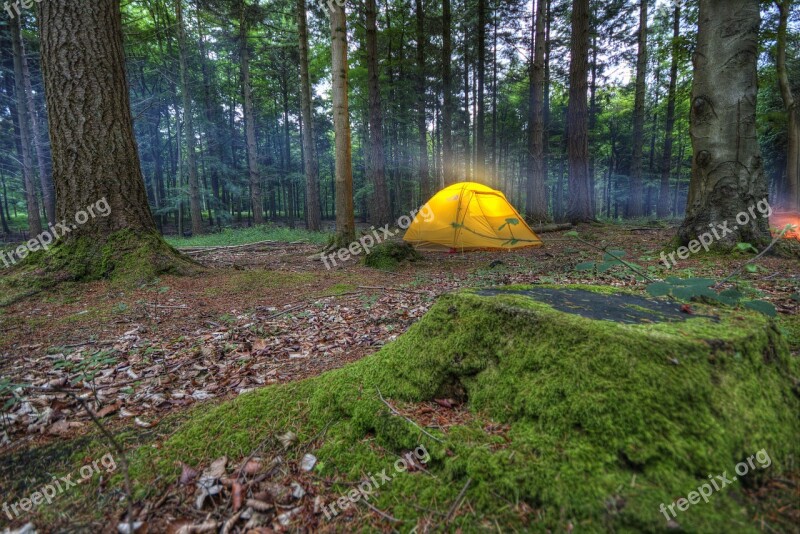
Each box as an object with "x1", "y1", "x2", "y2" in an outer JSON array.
[
  {"x1": 526, "y1": 0, "x2": 548, "y2": 222},
  {"x1": 657, "y1": 3, "x2": 680, "y2": 218},
  {"x1": 17, "y1": 18, "x2": 56, "y2": 225},
  {"x1": 39, "y1": 0, "x2": 187, "y2": 275},
  {"x1": 442, "y1": 0, "x2": 455, "y2": 186},
  {"x1": 775, "y1": 0, "x2": 798, "y2": 210},
  {"x1": 566, "y1": 0, "x2": 593, "y2": 222},
  {"x1": 330, "y1": 0, "x2": 355, "y2": 244},
  {"x1": 415, "y1": 0, "x2": 430, "y2": 199},
  {"x1": 239, "y1": 0, "x2": 264, "y2": 225},
  {"x1": 628, "y1": 0, "x2": 648, "y2": 217},
  {"x1": 297, "y1": 0, "x2": 321, "y2": 230},
  {"x1": 365, "y1": 0, "x2": 390, "y2": 224},
  {"x1": 678, "y1": 0, "x2": 770, "y2": 246},
  {"x1": 10, "y1": 16, "x2": 42, "y2": 237},
  {"x1": 176, "y1": 0, "x2": 203, "y2": 235},
  {"x1": 476, "y1": 0, "x2": 487, "y2": 177}
]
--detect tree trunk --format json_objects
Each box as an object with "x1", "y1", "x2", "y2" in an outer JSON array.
[
  {"x1": 442, "y1": 0, "x2": 455, "y2": 186},
  {"x1": 476, "y1": 0, "x2": 486, "y2": 177},
  {"x1": 10, "y1": 16, "x2": 42, "y2": 237},
  {"x1": 365, "y1": 0, "x2": 390, "y2": 225},
  {"x1": 566, "y1": 0, "x2": 593, "y2": 223},
  {"x1": 239, "y1": 2, "x2": 264, "y2": 225},
  {"x1": 331, "y1": 1, "x2": 355, "y2": 244},
  {"x1": 297, "y1": 0, "x2": 321, "y2": 231},
  {"x1": 628, "y1": 0, "x2": 648, "y2": 218},
  {"x1": 415, "y1": 0, "x2": 430, "y2": 199},
  {"x1": 775, "y1": 0, "x2": 799, "y2": 211},
  {"x1": 526, "y1": 0, "x2": 548, "y2": 223},
  {"x1": 177, "y1": 0, "x2": 203, "y2": 235},
  {"x1": 16, "y1": 18, "x2": 56, "y2": 225},
  {"x1": 39, "y1": 0, "x2": 188, "y2": 278},
  {"x1": 678, "y1": 0, "x2": 770, "y2": 247},
  {"x1": 657, "y1": 4, "x2": 680, "y2": 218}
]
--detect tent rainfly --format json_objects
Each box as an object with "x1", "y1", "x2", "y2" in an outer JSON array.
[{"x1": 403, "y1": 182, "x2": 543, "y2": 251}]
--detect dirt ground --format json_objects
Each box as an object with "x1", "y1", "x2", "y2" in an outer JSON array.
[{"x1": 1, "y1": 223, "x2": 798, "y2": 532}]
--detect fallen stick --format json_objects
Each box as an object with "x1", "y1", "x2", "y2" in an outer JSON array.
[{"x1": 531, "y1": 223, "x2": 574, "y2": 233}]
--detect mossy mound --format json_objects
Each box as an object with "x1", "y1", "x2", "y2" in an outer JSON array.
[
  {"x1": 133, "y1": 286, "x2": 800, "y2": 532},
  {"x1": 0, "y1": 230, "x2": 198, "y2": 305},
  {"x1": 362, "y1": 241, "x2": 422, "y2": 270}
]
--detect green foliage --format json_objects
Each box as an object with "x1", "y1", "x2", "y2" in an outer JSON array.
[{"x1": 646, "y1": 277, "x2": 777, "y2": 317}]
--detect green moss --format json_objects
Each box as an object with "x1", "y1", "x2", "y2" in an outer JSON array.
[
  {"x1": 116, "y1": 285, "x2": 799, "y2": 532},
  {"x1": 362, "y1": 241, "x2": 422, "y2": 271},
  {"x1": 0, "y1": 230, "x2": 198, "y2": 306},
  {"x1": 202, "y1": 270, "x2": 315, "y2": 297}
]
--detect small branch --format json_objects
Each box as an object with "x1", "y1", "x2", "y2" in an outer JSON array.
[
  {"x1": 363, "y1": 500, "x2": 403, "y2": 523},
  {"x1": 358, "y1": 286, "x2": 432, "y2": 296},
  {"x1": 571, "y1": 236, "x2": 658, "y2": 283},
  {"x1": 375, "y1": 388, "x2": 443, "y2": 443},
  {"x1": 444, "y1": 478, "x2": 472, "y2": 524},
  {"x1": 712, "y1": 225, "x2": 790, "y2": 290}
]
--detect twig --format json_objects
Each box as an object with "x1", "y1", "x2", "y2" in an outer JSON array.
[
  {"x1": 358, "y1": 286, "x2": 432, "y2": 296},
  {"x1": 178, "y1": 240, "x2": 281, "y2": 254},
  {"x1": 712, "y1": 225, "x2": 790, "y2": 289},
  {"x1": 363, "y1": 499, "x2": 403, "y2": 522},
  {"x1": 375, "y1": 388, "x2": 443, "y2": 443},
  {"x1": 445, "y1": 478, "x2": 472, "y2": 524}
]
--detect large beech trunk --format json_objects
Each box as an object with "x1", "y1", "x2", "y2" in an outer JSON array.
[
  {"x1": 776, "y1": 0, "x2": 798, "y2": 210},
  {"x1": 330, "y1": 1, "x2": 355, "y2": 244},
  {"x1": 678, "y1": 0, "x2": 770, "y2": 247},
  {"x1": 38, "y1": 0, "x2": 157, "y2": 238}
]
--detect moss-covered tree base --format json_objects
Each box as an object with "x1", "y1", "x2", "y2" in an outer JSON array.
[
  {"x1": 362, "y1": 241, "x2": 422, "y2": 270},
  {"x1": 126, "y1": 286, "x2": 799, "y2": 532},
  {"x1": 0, "y1": 230, "x2": 200, "y2": 305}
]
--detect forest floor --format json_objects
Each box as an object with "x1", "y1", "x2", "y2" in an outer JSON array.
[{"x1": 0, "y1": 222, "x2": 798, "y2": 532}]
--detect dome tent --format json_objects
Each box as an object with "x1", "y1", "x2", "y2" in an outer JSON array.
[{"x1": 403, "y1": 182, "x2": 543, "y2": 251}]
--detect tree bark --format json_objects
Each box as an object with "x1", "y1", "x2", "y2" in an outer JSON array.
[
  {"x1": 239, "y1": 1, "x2": 264, "y2": 225},
  {"x1": 476, "y1": 0, "x2": 486, "y2": 177},
  {"x1": 566, "y1": 0, "x2": 593, "y2": 223},
  {"x1": 16, "y1": 18, "x2": 56, "y2": 225},
  {"x1": 297, "y1": 0, "x2": 321, "y2": 231},
  {"x1": 775, "y1": 0, "x2": 799, "y2": 210},
  {"x1": 526, "y1": 0, "x2": 548, "y2": 222},
  {"x1": 365, "y1": 0, "x2": 390, "y2": 225},
  {"x1": 657, "y1": 4, "x2": 680, "y2": 218},
  {"x1": 330, "y1": 1, "x2": 355, "y2": 244},
  {"x1": 678, "y1": 0, "x2": 770, "y2": 247},
  {"x1": 177, "y1": 0, "x2": 203, "y2": 235},
  {"x1": 628, "y1": 0, "x2": 648, "y2": 218},
  {"x1": 38, "y1": 0, "x2": 189, "y2": 283},
  {"x1": 442, "y1": 0, "x2": 455, "y2": 186},
  {"x1": 10, "y1": 16, "x2": 42, "y2": 236},
  {"x1": 415, "y1": 0, "x2": 430, "y2": 199}
]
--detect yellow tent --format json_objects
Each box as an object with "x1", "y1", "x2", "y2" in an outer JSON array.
[{"x1": 403, "y1": 182, "x2": 543, "y2": 251}]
